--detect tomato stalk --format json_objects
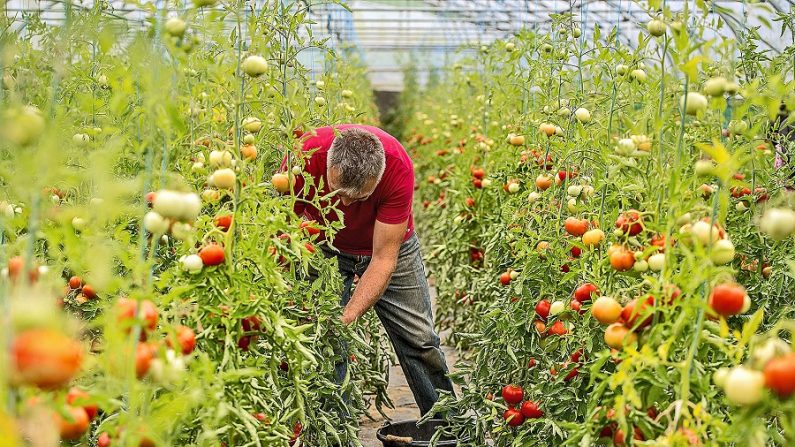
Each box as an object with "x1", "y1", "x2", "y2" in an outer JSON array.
[{"x1": 229, "y1": 4, "x2": 247, "y2": 272}]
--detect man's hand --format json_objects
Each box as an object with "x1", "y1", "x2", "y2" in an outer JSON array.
[{"x1": 340, "y1": 220, "x2": 407, "y2": 324}]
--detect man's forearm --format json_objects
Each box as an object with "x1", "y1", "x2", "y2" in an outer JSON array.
[{"x1": 341, "y1": 258, "x2": 396, "y2": 324}]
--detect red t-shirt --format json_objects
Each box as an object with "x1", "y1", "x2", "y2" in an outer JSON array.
[{"x1": 283, "y1": 124, "x2": 415, "y2": 255}]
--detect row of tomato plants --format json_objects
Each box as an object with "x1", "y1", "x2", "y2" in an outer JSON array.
[
  {"x1": 1, "y1": 1, "x2": 390, "y2": 446},
  {"x1": 407, "y1": 4, "x2": 795, "y2": 446}
]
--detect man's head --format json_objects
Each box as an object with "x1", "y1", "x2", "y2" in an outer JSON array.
[{"x1": 327, "y1": 128, "x2": 386, "y2": 206}]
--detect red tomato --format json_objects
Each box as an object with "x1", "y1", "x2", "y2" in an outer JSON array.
[
  {"x1": 520, "y1": 400, "x2": 543, "y2": 419},
  {"x1": 199, "y1": 243, "x2": 225, "y2": 266},
  {"x1": 11, "y1": 329, "x2": 83, "y2": 389},
  {"x1": 7, "y1": 256, "x2": 39, "y2": 283},
  {"x1": 564, "y1": 217, "x2": 589, "y2": 237},
  {"x1": 570, "y1": 300, "x2": 583, "y2": 313},
  {"x1": 614, "y1": 426, "x2": 644, "y2": 445},
  {"x1": 135, "y1": 342, "x2": 154, "y2": 378},
  {"x1": 527, "y1": 358, "x2": 537, "y2": 368},
  {"x1": 570, "y1": 245, "x2": 582, "y2": 258},
  {"x1": 56, "y1": 406, "x2": 90, "y2": 440},
  {"x1": 214, "y1": 214, "x2": 233, "y2": 231},
  {"x1": 471, "y1": 168, "x2": 485, "y2": 179},
  {"x1": 615, "y1": 210, "x2": 643, "y2": 236},
  {"x1": 574, "y1": 283, "x2": 599, "y2": 302},
  {"x1": 548, "y1": 321, "x2": 568, "y2": 336},
  {"x1": 535, "y1": 299, "x2": 551, "y2": 320},
  {"x1": 560, "y1": 263, "x2": 570, "y2": 273},
  {"x1": 621, "y1": 296, "x2": 655, "y2": 329},
  {"x1": 501, "y1": 384, "x2": 524, "y2": 405},
  {"x1": 499, "y1": 272, "x2": 512, "y2": 286},
  {"x1": 570, "y1": 349, "x2": 584, "y2": 363},
  {"x1": 709, "y1": 283, "x2": 746, "y2": 317},
  {"x1": 465, "y1": 197, "x2": 475, "y2": 208},
  {"x1": 98, "y1": 432, "x2": 112, "y2": 447},
  {"x1": 66, "y1": 387, "x2": 98, "y2": 420},
  {"x1": 764, "y1": 353, "x2": 795, "y2": 397},
  {"x1": 116, "y1": 298, "x2": 159, "y2": 331},
  {"x1": 81, "y1": 284, "x2": 97, "y2": 300},
  {"x1": 300, "y1": 220, "x2": 321, "y2": 236},
  {"x1": 68, "y1": 275, "x2": 83, "y2": 289},
  {"x1": 503, "y1": 408, "x2": 525, "y2": 427},
  {"x1": 169, "y1": 325, "x2": 196, "y2": 355},
  {"x1": 472, "y1": 178, "x2": 483, "y2": 188}
]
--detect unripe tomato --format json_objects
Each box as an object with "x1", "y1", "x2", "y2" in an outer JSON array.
[
  {"x1": 508, "y1": 134, "x2": 525, "y2": 146},
  {"x1": 764, "y1": 353, "x2": 795, "y2": 397},
  {"x1": 501, "y1": 384, "x2": 524, "y2": 405},
  {"x1": 703, "y1": 76, "x2": 727, "y2": 97},
  {"x1": 211, "y1": 168, "x2": 236, "y2": 190},
  {"x1": 604, "y1": 323, "x2": 636, "y2": 349},
  {"x1": 199, "y1": 243, "x2": 225, "y2": 266},
  {"x1": 630, "y1": 69, "x2": 647, "y2": 82},
  {"x1": 648, "y1": 253, "x2": 665, "y2": 271},
  {"x1": 241, "y1": 55, "x2": 268, "y2": 77},
  {"x1": 520, "y1": 400, "x2": 543, "y2": 419},
  {"x1": 592, "y1": 296, "x2": 622, "y2": 325},
  {"x1": 751, "y1": 338, "x2": 790, "y2": 369},
  {"x1": 710, "y1": 239, "x2": 735, "y2": 265},
  {"x1": 759, "y1": 208, "x2": 795, "y2": 240},
  {"x1": 647, "y1": 19, "x2": 667, "y2": 36},
  {"x1": 180, "y1": 254, "x2": 203, "y2": 273},
  {"x1": 164, "y1": 17, "x2": 187, "y2": 37},
  {"x1": 708, "y1": 283, "x2": 747, "y2": 317},
  {"x1": 56, "y1": 406, "x2": 90, "y2": 440},
  {"x1": 549, "y1": 300, "x2": 565, "y2": 316},
  {"x1": 143, "y1": 211, "x2": 169, "y2": 235},
  {"x1": 503, "y1": 408, "x2": 525, "y2": 427},
  {"x1": 574, "y1": 107, "x2": 590, "y2": 123},
  {"x1": 681, "y1": 92, "x2": 708, "y2": 115},
  {"x1": 11, "y1": 329, "x2": 83, "y2": 389},
  {"x1": 723, "y1": 366, "x2": 765, "y2": 405}
]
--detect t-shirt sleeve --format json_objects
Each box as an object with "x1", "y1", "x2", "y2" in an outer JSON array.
[{"x1": 376, "y1": 164, "x2": 414, "y2": 225}]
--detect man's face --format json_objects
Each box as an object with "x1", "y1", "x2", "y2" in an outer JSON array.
[{"x1": 327, "y1": 166, "x2": 378, "y2": 206}]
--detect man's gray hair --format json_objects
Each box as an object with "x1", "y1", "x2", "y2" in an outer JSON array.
[{"x1": 327, "y1": 128, "x2": 386, "y2": 194}]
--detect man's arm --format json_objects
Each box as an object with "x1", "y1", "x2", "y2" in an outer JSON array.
[{"x1": 341, "y1": 219, "x2": 407, "y2": 325}]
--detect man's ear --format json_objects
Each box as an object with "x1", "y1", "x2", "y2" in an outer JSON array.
[{"x1": 327, "y1": 165, "x2": 341, "y2": 187}]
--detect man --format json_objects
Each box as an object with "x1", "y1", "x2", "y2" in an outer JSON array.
[{"x1": 282, "y1": 124, "x2": 454, "y2": 416}]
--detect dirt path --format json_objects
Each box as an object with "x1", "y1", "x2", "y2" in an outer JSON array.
[{"x1": 358, "y1": 288, "x2": 459, "y2": 446}]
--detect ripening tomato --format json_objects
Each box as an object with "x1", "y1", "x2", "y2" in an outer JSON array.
[
  {"x1": 56, "y1": 406, "x2": 90, "y2": 440},
  {"x1": 570, "y1": 300, "x2": 583, "y2": 313},
  {"x1": 616, "y1": 210, "x2": 643, "y2": 236},
  {"x1": 520, "y1": 400, "x2": 543, "y2": 419},
  {"x1": 604, "y1": 323, "x2": 637, "y2": 349},
  {"x1": 613, "y1": 426, "x2": 644, "y2": 445},
  {"x1": 503, "y1": 408, "x2": 525, "y2": 427},
  {"x1": 574, "y1": 283, "x2": 599, "y2": 302},
  {"x1": 564, "y1": 217, "x2": 589, "y2": 237},
  {"x1": 709, "y1": 283, "x2": 747, "y2": 317},
  {"x1": 621, "y1": 296, "x2": 654, "y2": 329},
  {"x1": 609, "y1": 247, "x2": 635, "y2": 271},
  {"x1": 501, "y1": 384, "x2": 524, "y2": 405},
  {"x1": 534, "y1": 320, "x2": 546, "y2": 334},
  {"x1": 7, "y1": 256, "x2": 39, "y2": 283},
  {"x1": 271, "y1": 173, "x2": 292, "y2": 193},
  {"x1": 11, "y1": 329, "x2": 83, "y2": 389},
  {"x1": 764, "y1": 353, "x2": 795, "y2": 397},
  {"x1": 592, "y1": 296, "x2": 622, "y2": 324},
  {"x1": 548, "y1": 320, "x2": 568, "y2": 336},
  {"x1": 465, "y1": 197, "x2": 475, "y2": 208},
  {"x1": 199, "y1": 243, "x2": 225, "y2": 266},
  {"x1": 214, "y1": 214, "x2": 233, "y2": 231},
  {"x1": 66, "y1": 387, "x2": 98, "y2": 420},
  {"x1": 536, "y1": 175, "x2": 553, "y2": 190},
  {"x1": 535, "y1": 299, "x2": 551, "y2": 320}
]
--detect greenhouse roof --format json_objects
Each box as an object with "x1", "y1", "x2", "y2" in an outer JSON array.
[{"x1": 4, "y1": 0, "x2": 794, "y2": 91}]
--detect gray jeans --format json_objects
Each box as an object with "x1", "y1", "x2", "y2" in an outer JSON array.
[{"x1": 322, "y1": 233, "x2": 454, "y2": 415}]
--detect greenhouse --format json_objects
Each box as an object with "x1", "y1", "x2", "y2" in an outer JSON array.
[{"x1": 2, "y1": 0, "x2": 795, "y2": 446}]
